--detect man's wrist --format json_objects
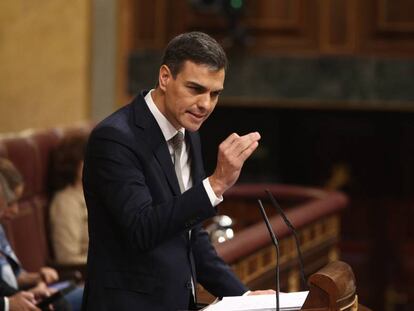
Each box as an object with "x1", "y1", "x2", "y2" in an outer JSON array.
[
  {"x1": 203, "y1": 178, "x2": 223, "y2": 207},
  {"x1": 208, "y1": 175, "x2": 226, "y2": 198}
]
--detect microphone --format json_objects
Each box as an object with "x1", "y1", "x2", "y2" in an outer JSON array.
[
  {"x1": 257, "y1": 199, "x2": 280, "y2": 311},
  {"x1": 265, "y1": 189, "x2": 308, "y2": 290}
]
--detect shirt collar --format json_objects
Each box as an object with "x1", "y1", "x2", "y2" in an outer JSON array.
[{"x1": 144, "y1": 89, "x2": 185, "y2": 142}]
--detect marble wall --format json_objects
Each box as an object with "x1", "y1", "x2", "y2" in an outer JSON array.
[{"x1": 129, "y1": 52, "x2": 414, "y2": 110}]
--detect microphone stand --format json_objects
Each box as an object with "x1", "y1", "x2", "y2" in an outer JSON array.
[
  {"x1": 258, "y1": 199, "x2": 280, "y2": 311},
  {"x1": 265, "y1": 189, "x2": 308, "y2": 290}
]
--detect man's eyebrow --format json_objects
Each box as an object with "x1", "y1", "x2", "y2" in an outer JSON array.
[
  {"x1": 186, "y1": 81, "x2": 224, "y2": 93},
  {"x1": 186, "y1": 81, "x2": 207, "y2": 90}
]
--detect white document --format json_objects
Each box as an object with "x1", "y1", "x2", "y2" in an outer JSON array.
[{"x1": 203, "y1": 291, "x2": 309, "y2": 311}]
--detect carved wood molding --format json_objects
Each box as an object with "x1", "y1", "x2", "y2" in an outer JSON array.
[{"x1": 377, "y1": 0, "x2": 414, "y2": 33}]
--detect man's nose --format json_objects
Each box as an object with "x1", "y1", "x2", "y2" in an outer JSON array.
[{"x1": 197, "y1": 93, "x2": 211, "y2": 110}]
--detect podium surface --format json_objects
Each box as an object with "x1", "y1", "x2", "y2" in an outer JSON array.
[{"x1": 199, "y1": 261, "x2": 371, "y2": 311}]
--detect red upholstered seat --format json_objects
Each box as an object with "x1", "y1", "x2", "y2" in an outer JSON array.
[{"x1": 0, "y1": 124, "x2": 91, "y2": 273}]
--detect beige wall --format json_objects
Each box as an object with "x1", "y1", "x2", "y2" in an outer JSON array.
[{"x1": 0, "y1": 1, "x2": 91, "y2": 133}]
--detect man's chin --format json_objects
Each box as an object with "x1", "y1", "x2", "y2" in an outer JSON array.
[{"x1": 181, "y1": 119, "x2": 203, "y2": 132}]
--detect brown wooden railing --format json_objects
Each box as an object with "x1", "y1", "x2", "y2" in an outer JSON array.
[{"x1": 198, "y1": 183, "x2": 348, "y2": 302}]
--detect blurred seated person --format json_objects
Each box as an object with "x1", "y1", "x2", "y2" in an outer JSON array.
[
  {"x1": 49, "y1": 133, "x2": 88, "y2": 265},
  {"x1": 0, "y1": 159, "x2": 58, "y2": 287},
  {"x1": 0, "y1": 173, "x2": 69, "y2": 311},
  {"x1": 0, "y1": 283, "x2": 39, "y2": 311},
  {"x1": 0, "y1": 159, "x2": 78, "y2": 311}
]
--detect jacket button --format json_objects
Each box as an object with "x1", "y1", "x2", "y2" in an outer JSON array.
[{"x1": 185, "y1": 281, "x2": 192, "y2": 289}]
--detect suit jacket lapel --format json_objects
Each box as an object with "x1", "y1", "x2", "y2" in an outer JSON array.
[
  {"x1": 186, "y1": 131, "x2": 205, "y2": 184},
  {"x1": 133, "y1": 92, "x2": 181, "y2": 195}
]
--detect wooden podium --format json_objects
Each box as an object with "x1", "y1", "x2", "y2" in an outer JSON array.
[
  {"x1": 196, "y1": 261, "x2": 371, "y2": 311},
  {"x1": 301, "y1": 261, "x2": 371, "y2": 311}
]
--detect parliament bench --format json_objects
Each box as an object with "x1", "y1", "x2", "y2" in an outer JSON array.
[{"x1": 0, "y1": 123, "x2": 92, "y2": 277}]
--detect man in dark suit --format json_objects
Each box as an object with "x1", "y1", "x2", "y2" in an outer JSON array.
[
  {"x1": 82, "y1": 31, "x2": 266, "y2": 311},
  {"x1": 0, "y1": 279, "x2": 37, "y2": 311}
]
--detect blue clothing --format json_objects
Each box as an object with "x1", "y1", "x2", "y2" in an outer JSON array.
[
  {"x1": 0, "y1": 224, "x2": 83, "y2": 310},
  {"x1": 0, "y1": 225, "x2": 21, "y2": 289},
  {"x1": 64, "y1": 285, "x2": 84, "y2": 311}
]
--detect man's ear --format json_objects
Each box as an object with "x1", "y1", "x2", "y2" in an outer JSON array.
[{"x1": 158, "y1": 65, "x2": 172, "y2": 91}]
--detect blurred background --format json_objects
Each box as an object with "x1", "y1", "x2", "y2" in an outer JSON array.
[{"x1": 1, "y1": 1, "x2": 414, "y2": 310}]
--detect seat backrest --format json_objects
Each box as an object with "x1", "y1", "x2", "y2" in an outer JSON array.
[{"x1": 0, "y1": 124, "x2": 91, "y2": 271}]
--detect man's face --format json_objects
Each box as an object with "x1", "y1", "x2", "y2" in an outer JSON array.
[{"x1": 159, "y1": 60, "x2": 225, "y2": 132}]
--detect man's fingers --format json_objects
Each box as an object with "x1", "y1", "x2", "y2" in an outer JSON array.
[
  {"x1": 239, "y1": 141, "x2": 259, "y2": 162},
  {"x1": 229, "y1": 132, "x2": 260, "y2": 158},
  {"x1": 219, "y1": 133, "x2": 240, "y2": 150},
  {"x1": 221, "y1": 132, "x2": 260, "y2": 155},
  {"x1": 211, "y1": 131, "x2": 261, "y2": 197},
  {"x1": 20, "y1": 291, "x2": 37, "y2": 303}
]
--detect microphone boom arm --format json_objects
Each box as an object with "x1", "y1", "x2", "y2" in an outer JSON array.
[
  {"x1": 265, "y1": 189, "x2": 308, "y2": 290},
  {"x1": 258, "y1": 199, "x2": 280, "y2": 311}
]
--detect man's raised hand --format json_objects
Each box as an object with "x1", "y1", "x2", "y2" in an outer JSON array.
[{"x1": 209, "y1": 132, "x2": 260, "y2": 197}]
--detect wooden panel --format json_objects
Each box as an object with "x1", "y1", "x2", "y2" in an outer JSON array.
[
  {"x1": 119, "y1": 0, "x2": 414, "y2": 59},
  {"x1": 119, "y1": 1, "x2": 414, "y2": 105},
  {"x1": 131, "y1": 0, "x2": 319, "y2": 52},
  {"x1": 245, "y1": 0, "x2": 319, "y2": 53},
  {"x1": 244, "y1": 0, "x2": 301, "y2": 29},
  {"x1": 358, "y1": 0, "x2": 414, "y2": 56},
  {"x1": 319, "y1": 0, "x2": 357, "y2": 54},
  {"x1": 122, "y1": 0, "x2": 169, "y2": 50},
  {"x1": 378, "y1": 0, "x2": 414, "y2": 32}
]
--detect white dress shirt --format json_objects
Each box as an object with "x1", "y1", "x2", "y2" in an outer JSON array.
[
  {"x1": 144, "y1": 90, "x2": 222, "y2": 205},
  {"x1": 145, "y1": 90, "x2": 250, "y2": 297},
  {"x1": 3, "y1": 297, "x2": 8, "y2": 311}
]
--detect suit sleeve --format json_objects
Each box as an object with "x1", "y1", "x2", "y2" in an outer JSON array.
[
  {"x1": 191, "y1": 225, "x2": 248, "y2": 297},
  {"x1": 83, "y1": 127, "x2": 217, "y2": 252},
  {"x1": 0, "y1": 280, "x2": 18, "y2": 297}
]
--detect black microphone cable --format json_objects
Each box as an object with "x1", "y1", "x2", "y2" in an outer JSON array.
[
  {"x1": 258, "y1": 199, "x2": 280, "y2": 311},
  {"x1": 265, "y1": 189, "x2": 308, "y2": 290}
]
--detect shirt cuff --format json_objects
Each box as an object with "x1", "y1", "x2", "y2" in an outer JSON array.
[
  {"x1": 243, "y1": 290, "x2": 251, "y2": 296},
  {"x1": 203, "y1": 178, "x2": 223, "y2": 207},
  {"x1": 4, "y1": 297, "x2": 9, "y2": 311}
]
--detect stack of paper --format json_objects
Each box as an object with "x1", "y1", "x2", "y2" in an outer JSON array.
[{"x1": 203, "y1": 291, "x2": 309, "y2": 311}]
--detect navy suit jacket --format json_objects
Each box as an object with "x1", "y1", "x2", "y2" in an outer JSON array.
[
  {"x1": 81, "y1": 92, "x2": 247, "y2": 311},
  {"x1": 0, "y1": 279, "x2": 18, "y2": 310}
]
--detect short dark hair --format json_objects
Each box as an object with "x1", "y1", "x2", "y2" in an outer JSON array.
[
  {"x1": 50, "y1": 132, "x2": 88, "y2": 191},
  {"x1": 161, "y1": 31, "x2": 227, "y2": 77}
]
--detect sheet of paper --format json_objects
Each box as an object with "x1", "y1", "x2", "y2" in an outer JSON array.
[{"x1": 203, "y1": 291, "x2": 309, "y2": 311}]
